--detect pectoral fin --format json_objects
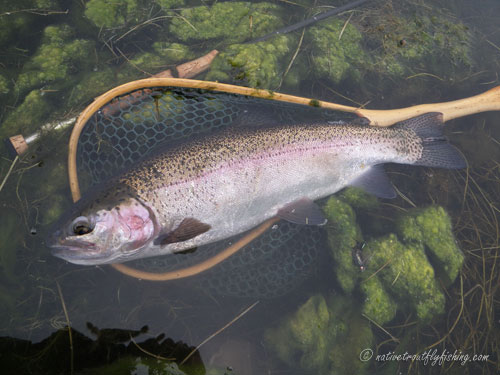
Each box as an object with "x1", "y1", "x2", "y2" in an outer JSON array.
[
  {"x1": 154, "y1": 218, "x2": 211, "y2": 246},
  {"x1": 277, "y1": 198, "x2": 328, "y2": 225}
]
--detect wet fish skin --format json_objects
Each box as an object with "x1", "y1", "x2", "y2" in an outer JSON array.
[{"x1": 48, "y1": 112, "x2": 465, "y2": 265}]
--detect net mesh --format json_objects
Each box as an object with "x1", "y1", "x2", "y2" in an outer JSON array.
[{"x1": 76, "y1": 86, "x2": 354, "y2": 298}]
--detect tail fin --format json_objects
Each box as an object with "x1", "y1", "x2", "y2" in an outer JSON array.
[{"x1": 395, "y1": 112, "x2": 466, "y2": 169}]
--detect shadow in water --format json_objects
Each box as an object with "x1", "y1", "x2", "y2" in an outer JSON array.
[{"x1": 0, "y1": 323, "x2": 205, "y2": 375}]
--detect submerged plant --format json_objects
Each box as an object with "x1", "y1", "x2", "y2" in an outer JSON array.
[
  {"x1": 323, "y1": 195, "x2": 464, "y2": 324},
  {"x1": 265, "y1": 294, "x2": 372, "y2": 374},
  {"x1": 169, "y1": 2, "x2": 282, "y2": 44},
  {"x1": 206, "y1": 35, "x2": 292, "y2": 88},
  {"x1": 16, "y1": 24, "x2": 94, "y2": 94}
]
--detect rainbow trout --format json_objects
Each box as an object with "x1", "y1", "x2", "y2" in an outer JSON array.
[{"x1": 48, "y1": 113, "x2": 465, "y2": 265}]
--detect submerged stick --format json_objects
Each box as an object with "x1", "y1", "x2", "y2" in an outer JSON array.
[
  {"x1": 248, "y1": 0, "x2": 371, "y2": 43},
  {"x1": 56, "y1": 281, "x2": 74, "y2": 375},
  {"x1": 179, "y1": 301, "x2": 259, "y2": 365}
]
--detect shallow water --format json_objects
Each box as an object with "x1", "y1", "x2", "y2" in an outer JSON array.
[{"x1": 0, "y1": 1, "x2": 499, "y2": 374}]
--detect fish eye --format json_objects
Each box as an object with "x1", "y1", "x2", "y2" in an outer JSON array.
[{"x1": 71, "y1": 216, "x2": 93, "y2": 236}]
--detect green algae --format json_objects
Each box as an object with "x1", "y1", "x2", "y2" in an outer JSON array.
[
  {"x1": 0, "y1": 74, "x2": 9, "y2": 95},
  {"x1": 155, "y1": 0, "x2": 184, "y2": 10},
  {"x1": 360, "y1": 4, "x2": 473, "y2": 82},
  {"x1": 0, "y1": 0, "x2": 61, "y2": 48},
  {"x1": 84, "y1": 0, "x2": 140, "y2": 29},
  {"x1": 308, "y1": 18, "x2": 366, "y2": 84},
  {"x1": 206, "y1": 35, "x2": 291, "y2": 88},
  {"x1": 129, "y1": 42, "x2": 195, "y2": 73},
  {"x1": 323, "y1": 195, "x2": 463, "y2": 324},
  {"x1": 364, "y1": 234, "x2": 445, "y2": 322},
  {"x1": 396, "y1": 206, "x2": 464, "y2": 285},
  {"x1": 323, "y1": 196, "x2": 363, "y2": 293},
  {"x1": 339, "y1": 187, "x2": 379, "y2": 210},
  {"x1": 16, "y1": 24, "x2": 94, "y2": 94},
  {"x1": 66, "y1": 67, "x2": 118, "y2": 107},
  {"x1": 169, "y1": 2, "x2": 282, "y2": 44},
  {"x1": 79, "y1": 357, "x2": 191, "y2": 375},
  {"x1": 0, "y1": 89, "x2": 54, "y2": 141},
  {"x1": 265, "y1": 294, "x2": 372, "y2": 374},
  {"x1": 360, "y1": 275, "x2": 397, "y2": 325}
]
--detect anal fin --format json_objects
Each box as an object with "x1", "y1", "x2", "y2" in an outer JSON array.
[
  {"x1": 350, "y1": 165, "x2": 396, "y2": 199},
  {"x1": 277, "y1": 198, "x2": 328, "y2": 225}
]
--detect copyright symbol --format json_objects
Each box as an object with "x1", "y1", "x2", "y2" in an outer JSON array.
[{"x1": 360, "y1": 348, "x2": 373, "y2": 362}]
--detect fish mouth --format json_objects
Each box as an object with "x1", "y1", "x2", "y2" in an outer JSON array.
[
  {"x1": 55, "y1": 238, "x2": 97, "y2": 251},
  {"x1": 49, "y1": 237, "x2": 111, "y2": 264}
]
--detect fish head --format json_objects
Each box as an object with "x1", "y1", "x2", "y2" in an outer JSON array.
[{"x1": 48, "y1": 185, "x2": 158, "y2": 265}]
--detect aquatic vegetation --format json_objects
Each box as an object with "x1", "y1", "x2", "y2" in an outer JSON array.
[
  {"x1": 364, "y1": 234, "x2": 446, "y2": 322},
  {"x1": 324, "y1": 196, "x2": 463, "y2": 323},
  {"x1": 359, "y1": 3, "x2": 473, "y2": 81},
  {"x1": 169, "y1": 2, "x2": 282, "y2": 44},
  {"x1": 360, "y1": 275, "x2": 397, "y2": 324},
  {"x1": 206, "y1": 35, "x2": 291, "y2": 88},
  {"x1": 0, "y1": 74, "x2": 9, "y2": 95},
  {"x1": 84, "y1": 0, "x2": 140, "y2": 29},
  {"x1": 87, "y1": 357, "x2": 190, "y2": 375},
  {"x1": 152, "y1": 42, "x2": 194, "y2": 64},
  {"x1": 171, "y1": 1, "x2": 290, "y2": 88},
  {"x1": 323, "y1": 196, "x2": 363, "y2": 293},
  {"x1": 396, "y1": 206, "x2": 464, "y2": 284},
  {"x1": 67, "y1": 68, "x2": 120, "y2": 107},
  {"x1": 0, "y1": 0, "x2": 61, "y2": 47},
  {"x1": 155, "y1": 0, "x2": 184, "y2": 10},
  {"x1": 338, "y1": 187, "x2": 379, "y2": 210},
  {"x1": 265, "y1": 294, "x2": 372, "y2": 374},
  {"x1": 308, "y1": 19, "x2": 366, "y2": 83},
  {"x1": 16, "y1": 24, "x2": 94, "y2": 94},
  {"x1": 129, "y1": 42, "x2": 195, "y2": 73},
  {"x1": 0, "y1": 89, "x2": 53, "y2": 141}
]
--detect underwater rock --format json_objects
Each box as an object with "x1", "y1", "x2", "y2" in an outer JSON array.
[
  {"x1": 396, "y1": 205, "x2": 464, "y2": 285},
  {"x1": 169, "y1": 2, "x2": 282, "y2": 44},
  {"x1": 308, "y1": 18, "x2": 366, "y2": 84},
  {"x1": 16, "y1": 24, "x2": 94, "y2": 94},
  {"x1": 264, "y1": 294, "x2": 372, "y2": 374}
]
